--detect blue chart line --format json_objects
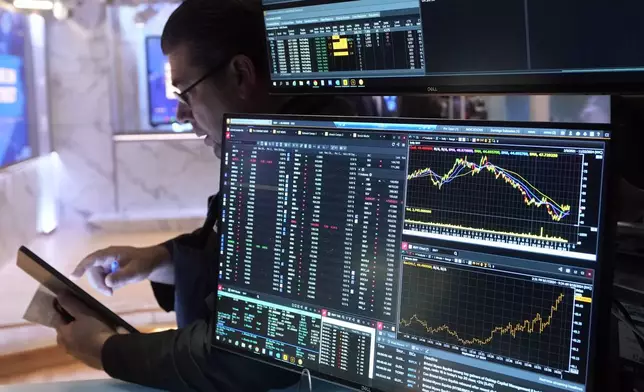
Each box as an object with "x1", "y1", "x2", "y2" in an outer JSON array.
[{"x1": 408, "y1": 155, "x2": 572, "y2": 222}]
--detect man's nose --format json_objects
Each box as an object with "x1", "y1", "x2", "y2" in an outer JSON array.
[{"x1": 176, "y1": 101, "x2": 193, "y2": 124}]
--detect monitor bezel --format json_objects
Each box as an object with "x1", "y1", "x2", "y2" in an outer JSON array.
[
  {"x1": 216, "y1": 113, "x2": 616, "y2": 392},
  {"x1": 265, "y1": 72, "x2": 644, "y2": 96},
  {"x1": 144, "y1": 36, "x2": 176, "y2": 127}
]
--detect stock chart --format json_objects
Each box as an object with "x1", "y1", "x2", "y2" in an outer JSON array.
[
  {"x1": 399, "y1": 260, "x2": 577, "y2": 372},
  {"x1": 403, "y1": 142, "x2": 590, "y2": 256}
]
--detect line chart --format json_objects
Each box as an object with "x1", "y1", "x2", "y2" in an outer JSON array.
[
  {"x1": 398, "y1": 261, "x2": 575, "y2": 370},
  {"x1": 403, "y1": 144, "x2": 584, "y2": 251},
  {"x1": 407, "y1": 155, "x2": 571, "y2": 222},
  {"x1": 400, "y1": 292, "x2": 565, "y2": 346}
]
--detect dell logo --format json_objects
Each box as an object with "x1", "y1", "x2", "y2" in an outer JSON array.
[{"x1": 426, "y1": 86, "x2": 438, "y2": 92}]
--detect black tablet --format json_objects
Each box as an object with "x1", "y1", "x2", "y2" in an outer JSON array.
[{"x1": 16, "y1": 246, "x2": 139, "y2": 333}]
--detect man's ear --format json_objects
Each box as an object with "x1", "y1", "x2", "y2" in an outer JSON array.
[{"x1": 225, "y1": 54, "x2": 257, "y2": 101}]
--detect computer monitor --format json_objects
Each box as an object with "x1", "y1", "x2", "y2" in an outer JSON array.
[
  {"x1": 215, "y1": 114, "x2": 615, "y2": 392},
  {"x1": 0, "y1": 9, "x2": 32, "y2": 168},
  {"x1": 261, "y1": 0, "x2": 644, "y2": 94},
  {"x1": 145, "y1": 37, "x2": 177, "y2": 126}
]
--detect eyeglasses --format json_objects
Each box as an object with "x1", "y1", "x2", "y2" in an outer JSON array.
[{"x1": 172, "y1": 64, "x2": 226, "y2": 107}]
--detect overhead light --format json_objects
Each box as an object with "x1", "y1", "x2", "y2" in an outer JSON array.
[
  {"x1": 13, "y1": 0, "x2": 54, "y2": 10},
  {"x1": 52, "y1": 1, "x2": 68, "y2": 20}
]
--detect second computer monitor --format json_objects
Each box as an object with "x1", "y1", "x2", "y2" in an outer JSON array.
[{"x1": 262, "y1": 0, "x2": 644, "y2": 94}]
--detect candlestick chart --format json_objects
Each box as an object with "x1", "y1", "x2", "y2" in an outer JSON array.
[{"x1": 403, "y1": 144, "x2": 584, "y2": 252}]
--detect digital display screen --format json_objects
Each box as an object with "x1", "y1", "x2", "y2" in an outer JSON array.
[
  {"x1": 0, "y1": 9, "x2": 31, "y2": 168},
  {"x1": 262, "y1": 0, "x2": 644, "y2": 94},
  {"x1": 215, "y1": 115, "x2": 612, "y2": 392},
  {"x1": 145, "y1": 37, "x2": 177, "y2": 126}
]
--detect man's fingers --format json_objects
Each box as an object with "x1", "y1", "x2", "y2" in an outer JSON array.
[
  {"x1": 71, "y1": 249, "x2": 109, "y2": 279},
  {"x1": 87, "y1": 267, "x2": 113, "y2": 296},
  {"x1": 55, "y1": 323, "x2": 73, "y2": 353},
  {"x1": 50, "y1": 310, "x2": 68, "y2": 330},
  {"x1": 116, "y1": 327, "x2": 129, "y2": 335},
  {"x1": 56, "y1": 332, "x2": 64, "y2": 347},
  {"x1": 105, "y1": 263, "x2": 141, "y2": 289},
  {"x1": 56, "y1": 293, "x2": 90, "y2": 318},
  {"x1": 71, "y1": 249, "x2": 130, "y2": 280}
]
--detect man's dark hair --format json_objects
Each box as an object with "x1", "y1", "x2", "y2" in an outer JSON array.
[{"x1": 161, "y1": 0, "x2": 268, "y2": 75}]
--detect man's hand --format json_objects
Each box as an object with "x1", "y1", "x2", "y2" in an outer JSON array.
[
  {"x1": 54, "y1": 294, "x2": 126, "y2": 370},
  {"x1": 71, "y1": 245, "x2": 172, "y2": 296}
]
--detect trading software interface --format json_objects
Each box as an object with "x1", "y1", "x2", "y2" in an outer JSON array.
[
  {"x1": 215, "y1": 116, "x2": 611, "y2": 392},
  {"x1": 262, "y1": 0, "x2": 644, "y2": 92}
]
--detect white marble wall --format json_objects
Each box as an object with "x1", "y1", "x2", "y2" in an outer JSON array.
[
  {"x1": 43, "y1": 4, "x2": 221, "y2": 232},
  {"x1": 86, "y1": 138, "x2": 218, "y2": 232},
  {"x1": 98, "y1": 3, "x2": 215, "y2": 231},
  {"x1": 114, "y1": 139, "x2": 218, "y2": 214},
  {"x1": 0, "y1": 155, "x2": 58, "y2": 268},
  {"x1": 48, "y1": 15, "x2": 116, "y2": 225}
]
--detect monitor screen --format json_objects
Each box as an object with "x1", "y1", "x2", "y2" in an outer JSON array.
[
  {"x1": 145, "y1": 37, "x2": 177, "y2": 126},
  {"x1": 262, "y1": 0, "x2": 644, "y2": 94},
  {"x1": 216, "y1": 114, "x2": 613, "y2": 392},
  {"x1": 0, "y1": 9, "x2": 32, "y2": 168}
]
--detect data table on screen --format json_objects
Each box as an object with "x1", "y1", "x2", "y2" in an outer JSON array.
[{"x1": 261, "y1": 0, "x2": 644, "y2": 93}]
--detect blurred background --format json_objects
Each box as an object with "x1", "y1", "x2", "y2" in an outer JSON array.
[{"x1": 0, "y1": 0, "x2": 611, "y2": 386}]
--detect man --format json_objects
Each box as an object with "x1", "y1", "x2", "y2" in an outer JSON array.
[{"x1": 55, "y1": 0, "x2": 355, "y2": 391}]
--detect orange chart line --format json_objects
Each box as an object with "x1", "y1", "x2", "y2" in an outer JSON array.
[{"x1": 400, "y1": 293, "x2": 565, "y2": 346}]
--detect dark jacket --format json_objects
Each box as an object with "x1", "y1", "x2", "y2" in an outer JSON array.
[{"x1": 101, "y1": 97, "x2": 358, "y2": 391}]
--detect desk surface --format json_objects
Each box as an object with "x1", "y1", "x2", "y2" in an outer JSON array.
[{"x1": 0, "y1": 380, "x2": 162, "y2": 392}]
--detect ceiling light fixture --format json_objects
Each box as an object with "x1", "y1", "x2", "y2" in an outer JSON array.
[
  {"x1": 52, "y1": 0, "x2": 68, "y2": 19},
  {"x1": 12, "y1": 0, "x2": 54, "y2": 10}
]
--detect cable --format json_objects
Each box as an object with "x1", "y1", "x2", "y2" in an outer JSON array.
[
  {"x1": 297, "y1": 368, "x2": 312, "y2": 392},
  {"x1": 613, "y1": 299, "x2": 644, "y2": 352}
]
